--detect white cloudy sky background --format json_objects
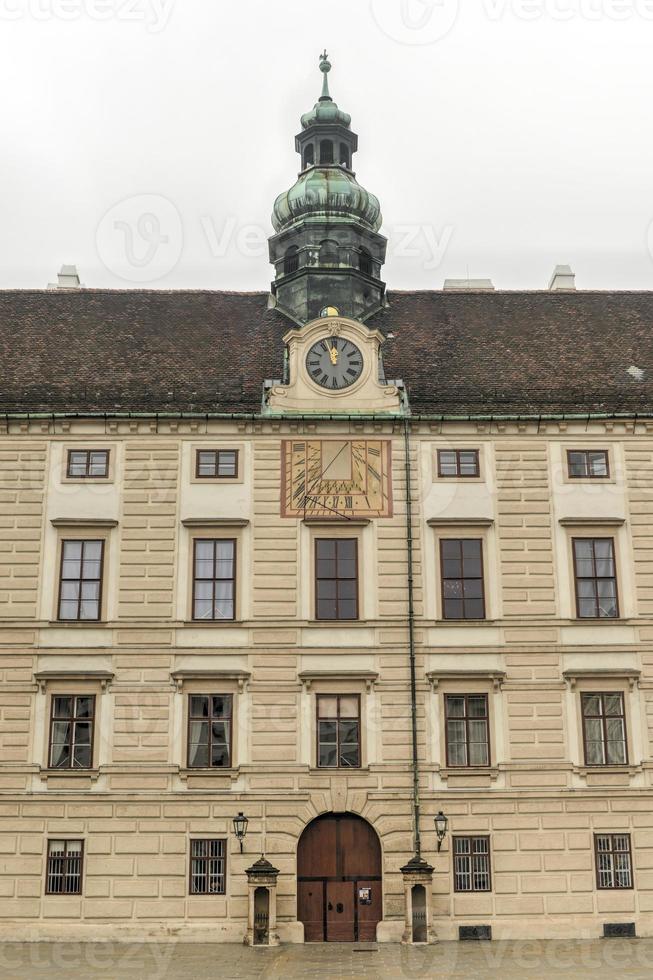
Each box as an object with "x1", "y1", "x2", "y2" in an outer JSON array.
[{"x1": 2, "y1": 0, "x2": 653, "y2": 291}]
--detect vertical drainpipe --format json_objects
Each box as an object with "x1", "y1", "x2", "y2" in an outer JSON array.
[{"x1": 403, "y1": 417, "x2": 421, "y2": 859}]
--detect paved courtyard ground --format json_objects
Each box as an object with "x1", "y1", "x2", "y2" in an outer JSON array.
[{"x1": 1, "y1": 938, "x2": 653, "y2": 979}]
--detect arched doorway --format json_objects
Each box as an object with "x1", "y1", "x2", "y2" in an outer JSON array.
[{"x1": 297, "y1": 812, "x2": 382, "y2": 943}]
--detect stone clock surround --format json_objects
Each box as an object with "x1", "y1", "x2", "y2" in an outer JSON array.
[{"x1": 264, "y1": 315, "x2": 404, "y2": 415}]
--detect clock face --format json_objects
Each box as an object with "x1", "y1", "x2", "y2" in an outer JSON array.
[
  {"x1": 281, "y1": 439, "x2": 393, "y2": 519},
  {"x1": 305, "y1": 337, "x2": 363, "y2": 391}
]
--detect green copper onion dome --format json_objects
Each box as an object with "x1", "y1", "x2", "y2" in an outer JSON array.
[
  {"x1": 272, "y1": 52, "x2": 382, "y2": 234},
  {"x1": 272, "y1": 168, "x2": 382, "y2": 233}
]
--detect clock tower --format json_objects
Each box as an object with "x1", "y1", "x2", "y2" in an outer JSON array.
[{"x1": 268, "y1": 52, "x2": 388, "y2": 325}]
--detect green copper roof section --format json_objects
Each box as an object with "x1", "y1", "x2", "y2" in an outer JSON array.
[
  {"x1": 301, "y1": 51, "x2": 352, "y2": 129},
  {"x1": 272, "y1": 167, "x2": 382, "y2": 233}
]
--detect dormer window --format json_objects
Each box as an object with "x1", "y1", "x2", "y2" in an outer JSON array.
[{"x1": 319, "y1": 139, "x2": 334, "y2": 164}]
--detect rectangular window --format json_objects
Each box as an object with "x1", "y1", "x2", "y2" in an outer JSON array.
[
  {"x1": 315, "y1": 539, "x2": 358, "y2": 621},
  {"x1": 66, "y1": 450, "x2": 109, "y2": 479},
  {"x1": 317, "y1": 695, "x2": 361, "y2": 769},
  {"x1": 440, "y1": 539, "x2": 485, "y2": 620},
  {"x1": 581, "y1": 692, "x2": 627, "y2": 766},
  {"x1": 46, "y1": 840, "x2": 83, "y2": 895},
  {"x1": 445, "y1": 694, "x2": 490, "y2": 767},
  {"x1": 595, "y1": 834, "x2": 633, "y2": 889},
  {"x1": 438, "y1": 450, "x2": 480, "y2": 478},
  {"x1": 49, "y1": 695, "x2": 95, "y2": 770},
  {"x1": 196, "y1": 450, "x2": 238, "y2": 479},
  {"x1": 192, "y1": 539, "x2": 236, "y2": 621},
  {"x1": 187, "y1": 694, "x2": 233, "y2": 768},
  {"x1": 573, "y1": 538, "x2": 619, "y2": 619},
  {"x1": 190, "y1": 839, "x2": 226, "y2": 895},
  {"x1": 453, "y1": 836, "x2": 491, "y2": 892},
  {"x1": 58, "y1": 540, "x2": 104, "y2": 621},
  {"x1": 568, "y1": 450, "x2": 609, "y2": 479}
]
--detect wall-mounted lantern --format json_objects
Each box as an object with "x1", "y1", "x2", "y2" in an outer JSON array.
[
  {"x1": 233, "y1": 811, "x2": 249, "y2": 853},
  {"x1": 435, "y1": 811, "x2": 448, "y2": 852}
]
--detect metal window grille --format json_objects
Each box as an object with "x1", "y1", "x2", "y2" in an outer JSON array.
[
  {"x1": 596, "y1": 834, "x2": 633, "y2": 889},
  {"x1": 454, "y1": 837, "x2": 491, "y2": 892},
  {"x1": 46, "y1": 840, "x2": 83, "y2": 895},
  {"x1": 190, "y1": 839, "x2": 226, "y2": 894}
]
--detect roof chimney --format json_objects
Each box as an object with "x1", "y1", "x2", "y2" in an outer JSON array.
[
  {"x1": 48, "y1": 264, "x2": 83, "y2": 289},
  {"x1": 443, "y1": 278, "x2": 495, "y2": 291},
  {"x1": 548, "y1": 264, "x2": 576, "y2": 291}
]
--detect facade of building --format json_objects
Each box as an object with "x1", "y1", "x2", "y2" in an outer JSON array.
[{"x1": 2, "y1": 56, "x2": 653, "y2": 944}]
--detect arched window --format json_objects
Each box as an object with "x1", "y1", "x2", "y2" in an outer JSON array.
[
  {"x1": 319, "y1": 140, "x2": 334, "y2": 165},
  {"x1": 339, "y1": 143, "x2": 350, "y2": 168},
  {"x1": 284, "y1": 246, "x2": 299, "y2": 275},
  {"x1": 303, "y1": 144, "x2": 314, "y2": 168},
  {"x1": 359, "y1": 248, "x2": 373, "y2": 277},
  {"x1": 319, "y1": 240, "x2": 339, "y2": 266}
]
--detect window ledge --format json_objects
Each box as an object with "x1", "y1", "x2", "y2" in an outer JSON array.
[
  {"x1": 179, "y1": 768, "x2": 239, "y2": 782},
  {"x1": 427, "y1": 670, "x2": 505, "y2": 691},
  {"x1": 40, "y1": 768, "x2": 100, "y2": 783},
  {"x1": 50, "y1": 518, "x2": 118, "y2": 528},
  {"x1": 563, "y1": 668, "x2": 640, "y2": 690},
  {"x1": 49, "y1": 621, "x2": 107, "y2": 627},
  {"x1": 427, "y1": 518, "x2": 493, "y2": 527},
  {"x1": 559, "y1": 517, "x2": 625, "y2": 527},
  {"x1": 181, "y1": 518, "x2": 249, "y2": 528},
  {"x1": 308, "y1": 767, "x2": 368, "y2": 774},
  {"x1": 183, "y1": 620, "x2": 242, "y2": 627},
  {"x1": 440, "y1": 767, "x2": 499, "y2": 781},
  {"x1": 574, "y1": 765, "x2": 640, "y2": 777},
  {"x1": 34, "y1": 670, "x2": 114, "y2": 694}
]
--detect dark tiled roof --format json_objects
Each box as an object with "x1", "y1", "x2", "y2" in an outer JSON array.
[{"x1": 1, "y1": 288, "x2": 653, "y2": 416}]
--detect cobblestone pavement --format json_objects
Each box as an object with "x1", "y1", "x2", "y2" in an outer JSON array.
[{"x1": 1, "y1": 939, "x2": 653, "y2": 979}]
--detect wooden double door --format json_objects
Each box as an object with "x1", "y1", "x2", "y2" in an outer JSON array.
[{"x1": 297, "y1": 813, "x2": 382, "y2": 943}]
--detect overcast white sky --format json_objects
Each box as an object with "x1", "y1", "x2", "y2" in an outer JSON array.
[{"x1": 2, "y1": 0, "x2": 653, "y2": 291}]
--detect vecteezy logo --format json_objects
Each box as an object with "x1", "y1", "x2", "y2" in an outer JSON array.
[
  {"x1": 370, "y1": 0, "x2": 459, "y2": 45},
  {"x1": 95, "y1": 194, "x2": 183, "y2": 283}
]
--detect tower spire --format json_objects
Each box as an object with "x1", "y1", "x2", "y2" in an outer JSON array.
[{"x1": 319, "y1": 50, "x2": 332, "y2": 102}]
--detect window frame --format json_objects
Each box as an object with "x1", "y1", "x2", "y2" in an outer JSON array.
[
  {"x1": 186, "y1": 693, "x2": 234, "y2": 770},
  {"x1": 452, "y1": 835, "x2": 492, "y2": 893},
  {"x1": 437, "y1": 449, "x2": 480, "y2": 479},
  {"x1": 444, "y1": 693, "x2": 490, "y2": 768},
  {"x1": 65, "y1": 449, "x2": 110, "y2": 480},
  {"x1": 191, "y1": 538, "x2": 237, "y2": 622},
  {"x1": 567, "y1": 449, "x2": 610, "y2": 480},
  {"x1": 195, "y1": 449, "x2": 239, "y2": 480},
  {"x1": 594, "y1": 833, "x2": 634, "y2": 890},
  {"x1": 316, "y1": 693, "x2": 361, "y2": 770},
  {"x1": 47, "y1": 694, "x2": 96, "y2": 771},
  {"x1": 45, "y1": 839, "x2": 84, "y2": 895},
  {"x1": 580, "y1": 691, "x2": 628, "y2": 767},
  {"x1": 314, "y1": 538, "x2": 359, "y2": 622},
  {"x1": 572, "y1": 536, "x2": 620, "y2": 620},
  {"x1": 439, "y1": 538, "x2": 486, "y2": 621},
  {"x1": 57, "y1": 539, "x2": 105, "y2": 622},
  {"x1": 189, "y1": 838, "x2": 227, "y2": 895}
]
